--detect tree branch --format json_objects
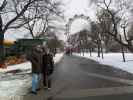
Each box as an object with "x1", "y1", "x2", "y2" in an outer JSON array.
[
  {"x1": 0, "y1": 0, "x2": 7, "y2": 11},
  {"x1": 2, "y1": 0, "x2": 37, "y2": 33}
]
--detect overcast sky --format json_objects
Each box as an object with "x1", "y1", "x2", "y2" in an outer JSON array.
[
  {"x1": 4, "y1": 0, "x2": 96, "y2": 41},
  {"x1": 63, "y1": 0, "x2": 96, "y2": 32}
]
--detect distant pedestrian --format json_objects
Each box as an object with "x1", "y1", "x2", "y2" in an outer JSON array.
[
  {"x1": 42, "y1": 49, "x2": 54, "y2": 90},
  {"x1": 26, "y1": 45, "x2": 42, "y2": 95}
]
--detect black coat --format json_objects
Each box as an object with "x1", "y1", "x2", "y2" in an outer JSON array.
[
  {"x1": 27, "y1": 49, "x2": 42, "y2": 73},
  {"x1": 42, "y1": 53, "x2": 54, "y2": 75}
]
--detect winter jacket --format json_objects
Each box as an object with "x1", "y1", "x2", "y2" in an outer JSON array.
[
  {"x1": 27, "y1": 49, "x2": 42, "y2": 73},
  {"x1": 42, "y1": 53, "x2": 54, "y2": 76}
]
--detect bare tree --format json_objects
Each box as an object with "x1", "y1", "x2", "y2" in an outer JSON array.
[
  {"x1": 0, "y1": 0, "x2": 42, "y2": 63},
  {"x1": 90, "y1": 21, "x2": 103, "y2": 57},
  {"x1": 0, "y1": 0, "x2": 63, "y2": 63},
  {"x1": 95, "y1": 0, "x2": 133, "y2": 53},
  {"x1": 0, "y1": 0, "x2": 51, "y2": 62},
  {"x1": 46, "y1": 35, "x2": 63, "y2": 55},
  {"x1": 78, "y1": 30, "x2": 89, "y2": 56},
  {"x1": 96, "y1": 9, "x2": 114, "y2": 53},
  {"x1": 67, "y1": 29, "x2": 97, "y2": 56},
  {"x1": 0, "y1": 0, "x2": 7, "y2": 64},
  {"x1": 22, "y1": 0, "x2": 63, "y2": 38}
]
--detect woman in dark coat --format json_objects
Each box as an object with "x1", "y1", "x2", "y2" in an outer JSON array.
[{"x1": 42, "y1": 50, "x2": 54, "y2": 89}]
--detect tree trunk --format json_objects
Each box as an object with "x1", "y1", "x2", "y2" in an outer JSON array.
[
  {"x1": 119, "y1": 35, "x2": 126, "y2": 62},
  {"x1": 121, "y1": 45, "x2": 126, "y2": 62},
  {"x1": 0, "y1": 33, "x2": 4, "y2": 60},
  {"x1": 101, "y1": 47, "x2": 104, "y2": 59},
  {"x1": 101, "y1": 44, "x2": 104, "y2": 59},
  {"x1": 97, "y1": 40, "x2": 100, "y2": 57},
  {"x1": 82, "y1": 46, "x2": 84, "y2": 56},
  {"x1": 108, "y1": 31, "x2": 133, "y2": 53},
  {"x1": 89, "y1": 48, "x2": 92, "y2": 57},
  {"x1": 0, "y1": 15, "x2": 4, "y2": 65}
]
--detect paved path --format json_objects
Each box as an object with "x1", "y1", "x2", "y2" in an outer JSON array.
[{"x1": 23, "y1": 55, "x2": 133, "y2": 100}]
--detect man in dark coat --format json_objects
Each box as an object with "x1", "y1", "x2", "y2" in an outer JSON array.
[{"x1": 27, "y1": 45, "x2": 42, "y2": 94}]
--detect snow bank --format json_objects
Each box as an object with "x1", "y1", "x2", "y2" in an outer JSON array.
[
  {"x1": 0, "y1": 53, "x2": 64, "y2": 73},
  {"x1": 75, "y1": 53, "x2": 133, "y2": 74},
  {"x1": 0, "y1": 53, "x2": 63, "y2": 98},
  {"x1": 0, "y1": 63, "x2": 32, "y2": 98},
  {"x1": 0, "y1": 62, "x2": 31, "y2": 73},
  {"x1": 0, "y1": 75, "x2": 31, "y2": 96},
  {"x1": 54, "y1": 53, "x2": 64, "y2": 63}
]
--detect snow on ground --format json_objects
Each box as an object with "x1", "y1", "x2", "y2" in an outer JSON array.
[
  {"x1": 54, "y1": 53, "x2": 64, "y2": 63},
  {"x1": 0, "y1": 53, "x2": 64, "y2": 73},
  {"x1": 0, "y1": 62, "x2": 31, "y2": 73},
  {"x1": 0, "y1": 53, "x2": 63, "y2": 98},
  {"x1": 74, "y1": 53, "x2": 133, "y2": 74}
]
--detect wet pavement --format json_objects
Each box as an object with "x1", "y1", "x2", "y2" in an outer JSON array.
[
  {"x1": 78, "y1": 56, "x2": 133, "y2": 80},
  {"x1": 51, "y1": 55, "x2": 131, "y2": 89},
  {"x1": 53, "y1": 93, "x2": 133, "y2": 100},
  {"x1": 23, "y1": 55, "x2": 133, "y2": 100}
]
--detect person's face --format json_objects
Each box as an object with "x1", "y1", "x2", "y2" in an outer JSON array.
[
  {"x1": 36, "y1": 45, "x2": 41, "y2": 48},
  {"x1": 35, "y1": 45, "x2": 41, "y2": 51}
]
